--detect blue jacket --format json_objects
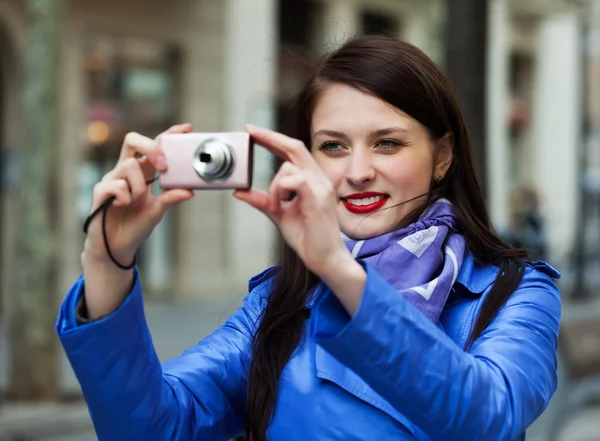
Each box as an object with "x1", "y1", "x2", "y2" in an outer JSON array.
[{"x1": 56, "y1": 253, "x2": 561, "y2": 440}]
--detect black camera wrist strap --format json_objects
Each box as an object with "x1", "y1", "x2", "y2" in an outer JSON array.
[{"x1": 82, "y1": 175, "x2": 159, "y2": 270}]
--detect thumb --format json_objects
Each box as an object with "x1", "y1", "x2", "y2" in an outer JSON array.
[
  {"x1": 233, "y1": 189, "x2": 269, "y2": 212},
  {"x1": 233, "y1": 189, "x2": 279, "y2": 225},
  {"x1": 153, "y1": 189, "x2": 194, "y2": 215}
]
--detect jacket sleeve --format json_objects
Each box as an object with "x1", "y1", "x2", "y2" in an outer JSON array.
[
  {"x1": 56, "y1": 268, "x2": 273, "y2": 441},
  {"x1": 313, "y1": 263, "x2": 561, "y2": 441}
]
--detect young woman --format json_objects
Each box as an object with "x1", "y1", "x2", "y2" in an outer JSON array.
[{"x1": 56, "y1": 35, "x2": 561, "y2": 441}]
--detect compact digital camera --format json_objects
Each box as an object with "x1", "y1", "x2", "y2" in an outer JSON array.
[{"x1": 159, "y1": 132, "x2": 254, "y2": 190}]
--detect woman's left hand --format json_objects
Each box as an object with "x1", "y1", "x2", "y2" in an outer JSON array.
[{"x1": 234, "y1": 125, "x2": 349, "y2": 277}]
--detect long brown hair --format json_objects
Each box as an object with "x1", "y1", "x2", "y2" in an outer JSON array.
[{"x1": 245, "y1": 35, "x2": 528, "y2": 440}]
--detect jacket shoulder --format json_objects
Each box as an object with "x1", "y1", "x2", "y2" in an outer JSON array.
[
  {"x1": 526, "y1": 260, "x2": 561, "y2": 280},
  {"x1": 507, "y1": 261, "x2": 561, "y2": 313},
  {"x1": 443, "y1": 258, "x2": 561, "y2": 348},
  {"x1": 247, "y1": 266, "x2": 279, "y2": 297}
]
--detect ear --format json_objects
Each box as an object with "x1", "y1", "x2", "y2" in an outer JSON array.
[{"x1": 433, "y1": 132, "x2": 454, "y2": 180}]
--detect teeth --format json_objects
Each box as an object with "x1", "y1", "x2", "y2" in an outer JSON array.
[{"x1": 346, "y1": 195, "x2": 385, "y2": 206}]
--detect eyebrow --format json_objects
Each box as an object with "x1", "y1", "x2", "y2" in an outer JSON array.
[{"x1": 311, "y1": 127, "x2": 409, "y2": 142}]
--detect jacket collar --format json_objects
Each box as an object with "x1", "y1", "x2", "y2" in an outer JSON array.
[{"x1": 455, "y1": 252, "x2": 500, "y2": 294}]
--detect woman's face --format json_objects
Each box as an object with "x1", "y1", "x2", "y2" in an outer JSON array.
[{"x1": 311, "y1": 83, "x2": 452, "y2": 240}]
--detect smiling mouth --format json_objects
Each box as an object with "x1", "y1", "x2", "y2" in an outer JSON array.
[{"x1": 341, "y1": 194, "x2": 390, "y2": 214}]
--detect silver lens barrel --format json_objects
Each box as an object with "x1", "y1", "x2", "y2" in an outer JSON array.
[{"x1": 192, "y1": 138, "x2": 234, "y2": 181}]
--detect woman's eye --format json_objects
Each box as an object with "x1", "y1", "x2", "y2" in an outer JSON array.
[
  {"x1": 377, "y1": 139, "x2": 402, "y2": 149},
  {"x1": 319, "y1": 141, "x2": 345, "y2": 152}
]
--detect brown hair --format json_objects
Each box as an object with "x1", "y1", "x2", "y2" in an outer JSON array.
[{"x1": 245, "y1": 35, "x2": 528, "y2": 440}]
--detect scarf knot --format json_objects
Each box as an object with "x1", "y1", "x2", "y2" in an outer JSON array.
[{"x1": 341, "y1": 199, "x2": 466, "y2": 323}]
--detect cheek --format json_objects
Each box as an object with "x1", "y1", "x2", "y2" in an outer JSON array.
[
  {"x1": 381, "y1": 156, "x2": 432, "y2": 193},
  {"x1": 314, "y1": 157, "x2": 345, "y2": 188}
]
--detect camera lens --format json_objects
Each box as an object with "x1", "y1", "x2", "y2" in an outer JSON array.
[{"x1": 192, "y1": 139, "x2": 234, "y2": 181}]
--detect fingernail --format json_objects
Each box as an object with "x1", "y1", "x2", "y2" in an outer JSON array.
[{"x1": 155, "y1": 155, "x2": 167, "y2": 170}]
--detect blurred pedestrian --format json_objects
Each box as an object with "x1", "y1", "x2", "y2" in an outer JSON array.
[{"x1": 503, "y1": 187, "x2": 548, "y2": 261}]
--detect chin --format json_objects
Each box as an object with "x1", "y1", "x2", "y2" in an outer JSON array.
[{"x1": 340, "y1": 223, "x2": 395, "y2": 240}]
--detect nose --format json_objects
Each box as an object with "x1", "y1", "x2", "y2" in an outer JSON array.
[{"x1": 345, "y1": 149, "x2": 376, "y2": 186}]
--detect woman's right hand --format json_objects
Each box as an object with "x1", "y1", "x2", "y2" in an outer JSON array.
[{"x1": 81, "y1": 124, "x2": 194, "y2": 319}]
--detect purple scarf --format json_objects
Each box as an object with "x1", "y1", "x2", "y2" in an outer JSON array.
[{"x1": 341, "y1": 199, "x2": 466, "y2": 323}]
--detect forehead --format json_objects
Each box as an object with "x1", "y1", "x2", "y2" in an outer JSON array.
[{"x1": 311, "y1": 83, "x2": 417, "y2": 132}]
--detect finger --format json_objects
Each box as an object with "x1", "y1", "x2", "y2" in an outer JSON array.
[
  {"x1": 277, "y1": 161, "x2": 300, "y2": 177},
  {"x1": 233, "y1": 189, "x2": 275, "y2": 221},
  {"x1": 155, "y1": 188, "x2": 194, "y2": 210},
  {"x1": 268, "y1": 161, "x2": 300, "y2": 213},
  {"x1": 119, "y1": 125, "x2": 192, "y2": 173},
  {"x1": 246, "y1": 124, "x2": 316, "y2": 169},
  {"x1": 108, "y1": 157, "x2": 148, "y2": 201},
  {"x1": 163, "y1": 123, "x2": 193, "y2": 135},
  {"x1": 273, "y1": 179, "x2": 297, "y2": 204},
  {"x1": 155, "y1": 123, "x2": 193, "y2": 145},
  {"x1": 147, "y1": 189, "x2": 194, "y2": 223},
  {"x1": 276, "y1": 174, "x2": 310, "y2": 196},
  {"x1": 149, "y1": 124, "x2": 195, "y2": 173},
  {"x1": 119, "y1": 132, "x2": 158, "y2": 164},
  {"x1": 137, "y1": 156, "x2": 161, "y2": 183},
  {"x1": 268, "y1": 174, "x2": 283, "y2": 216},
  {"x1": 269, "y1": 181, "x2": 295, "y2": 217},
  {"x1": 92, "y1": 179, "x2": 132, "y2": 209},
  {"x1": 274, "y1": 174, "x2": 321, "y2": 214}
]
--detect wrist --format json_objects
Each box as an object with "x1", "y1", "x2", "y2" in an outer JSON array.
[
  {"x1": 317, "y1": 246, "x2": 356, "y2": 279},
  {"x1": 82, "y1": 239, "x2": 135, "y2": 269},
  {"x1": 318, "y1": 250, "x2": 366, "y2": 316},
  {"x1": 320, "y1": 252, "x2": 365, "y2": 285},
  {"x1": 81, "y1": 250, "x2": 135, "y2": 319},
  {"x1": 81, "y1": 249, "x2": 131, "y2": 272}
]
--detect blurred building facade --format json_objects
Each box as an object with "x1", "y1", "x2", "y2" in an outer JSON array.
[
  {"x1": 0, "y1": 0, "x2": 595, "y2": 310},
  {"x1": 493, "y1": 0, "x2": 584, "y2": 270}
]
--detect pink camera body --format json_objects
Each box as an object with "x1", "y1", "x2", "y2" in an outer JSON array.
[{"x1": 159, "y1": 132, "x2": 254, "y2": 190}]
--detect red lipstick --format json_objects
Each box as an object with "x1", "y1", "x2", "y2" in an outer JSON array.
[{"x1": 341, "y1": 192, "x2": 389, "y2": 214}]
